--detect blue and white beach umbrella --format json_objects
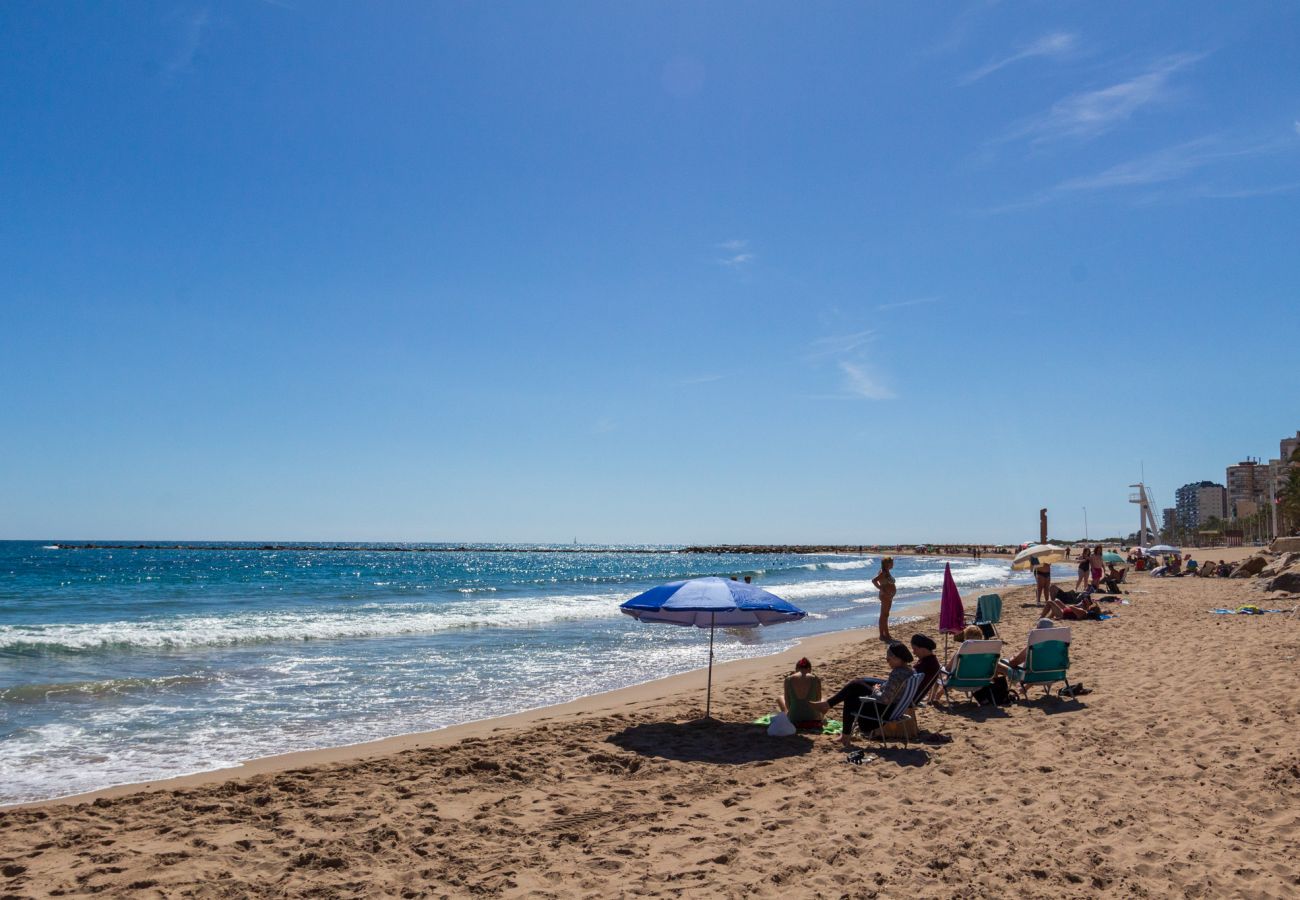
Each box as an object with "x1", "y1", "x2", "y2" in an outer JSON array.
[{"x1": 620, "y1": 577, "x2": 806, "y2": 719}]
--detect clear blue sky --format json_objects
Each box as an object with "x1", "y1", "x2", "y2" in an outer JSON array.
[{"x1": 2, "y1": 2, "x2": 1297, "y2": 543}]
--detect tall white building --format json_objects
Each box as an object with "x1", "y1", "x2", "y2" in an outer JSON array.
[
  {"x1": 1226, "y1": 459, "x2": 1268, "y2": 517},
  {"x1": 1196, "y1": 483, "x2": 1227, "y2": 524}
]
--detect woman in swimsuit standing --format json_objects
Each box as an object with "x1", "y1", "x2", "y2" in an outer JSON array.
[
  {"x1": 1074, "y1": 549, "x2": 1090, "y2": 590},
  {"x1": 873, "y1": 556, "x2": 897, "y2": 642}
]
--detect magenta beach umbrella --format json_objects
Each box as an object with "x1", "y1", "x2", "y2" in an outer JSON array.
[{"x1": 938, "y1": 563, "x2": 966, "y2": 655}]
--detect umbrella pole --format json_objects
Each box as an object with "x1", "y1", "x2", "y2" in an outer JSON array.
[{"x1": 705, "y1": 612, "x2": 715, "y2": 719}]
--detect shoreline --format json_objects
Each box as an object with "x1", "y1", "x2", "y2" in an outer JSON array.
[
  {"x1": 9, "y1": 598, "x2": 942, "y2": 811},
  {"x1": 4, "y1": 547, "x2": 1293, "y2": 898}
]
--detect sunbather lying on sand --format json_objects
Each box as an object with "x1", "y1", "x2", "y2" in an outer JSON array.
[
  {"x1": 1044, "y1": 585, "x2": 1100, "y2": 620},
  {"x1": 813, "y1": 642, "x2": 913, "y2": 747}
]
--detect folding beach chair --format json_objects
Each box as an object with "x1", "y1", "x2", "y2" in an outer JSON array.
[
  {"x1": 848, "y1": 671, "x2": 926, "y2": 749},
  {"x1": 940, "y1": 639, "x2": 1004, "y2": 705},
  {"x1": 1006, "y1": 627, "x2": 1072, "y2": 699},
  {"x1": 968, "y1": 593, "x2": 1003, "y2": 638}
]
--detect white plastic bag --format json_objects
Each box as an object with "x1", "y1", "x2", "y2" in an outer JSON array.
[{"x1": 767, "y1": 712, "x2": 796, "y2": 736}]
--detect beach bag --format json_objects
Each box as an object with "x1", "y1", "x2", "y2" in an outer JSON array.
[
  {"x1": 973, "y1": 675, "x2": 1012, "y2": 706},
  {"x1": 767, "y1": 712, "x2": 797, "y2": 736}
]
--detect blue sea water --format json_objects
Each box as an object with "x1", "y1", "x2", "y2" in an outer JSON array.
[{"x1": 0, "y1": 541, "x2": 1028, "y2": 804}]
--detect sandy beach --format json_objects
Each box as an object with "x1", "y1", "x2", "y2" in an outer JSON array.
[{"x1": 2, "y1": 546, "x2": 1297, "y2": 898}]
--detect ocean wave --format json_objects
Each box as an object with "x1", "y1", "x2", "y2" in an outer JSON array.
[
  {"x1": 893, "y1": 562, "x2": 1011, "y2": 592},
  {"x1": 785, "y1": 559, "x2": 873, "y2": 573},
  {"x1": 769, "y1": 563, "x2": 1010, "y2": 601},
  {"x1": 0, "y1": 593, "x2": 629, "y2": 654},
  {"x1": 0, "y1": 673, "x2": 213, "y2": 704}
]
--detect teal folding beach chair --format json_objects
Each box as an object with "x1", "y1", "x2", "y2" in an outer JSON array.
[
  {"x1": 1006, "y1": 627, "x2": 1072, "y2": 699},
  {"x1": 968, "y1": 593, "x2": 1003, "y2": 638},
  {"x1": 940, "y1": 639, "x2": 1003, "y2": 705}
]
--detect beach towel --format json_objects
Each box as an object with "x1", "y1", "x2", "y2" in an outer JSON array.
[
  {"x1": 1209, "y1": 606, "x2": 1287, "y2": 615},
  {"x1": 754, "y1": 714, "x2": 843, "y2": 735}
]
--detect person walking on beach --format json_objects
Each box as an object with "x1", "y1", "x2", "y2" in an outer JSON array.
[
  {"x1": 1075, "y1": 550, "x2": 1090, "y2": 590},
  {"x1": 873, "y1": 556, "x2": 897, "y2": 642},
  {"x1": 1089, "y1": 546, "x2": 1104, "y2": 590}
]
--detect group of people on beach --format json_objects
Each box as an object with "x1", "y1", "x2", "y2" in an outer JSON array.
[
  {"x1": 775, "y1": 618, "x2": 1068, "y2": 744},
  {"x1": 1028, "y1": 546, "x2": 1128, "y2": 621},
  {"x1": 775, "y1": 636, "x2": 934, "y2": 745},
  {"x1": 1140, "y1": 552, "x2": 1232, "y2": 578}
]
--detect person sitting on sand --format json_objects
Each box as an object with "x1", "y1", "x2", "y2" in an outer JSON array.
[
  {"x1": 1101, "y1": 562, "x2": 1127, "y2": 593},
  {"x1": 943, "y1": 624, "x2": 986, "y2": 673},
  {"x1": 999, "y1": 618, "x2": 1067, "y2": 674},
  {"x1": 910, "y1": 633, "x2": 942, "y2": 699},
  {"x1": 813, "y1": 642, "x2": 914, "y2": 747},
  {"x1": 873, "y1": 557, "x2": 897, "y2": 642},
  {"x1": 776, "y1": 657, "x2": 824, "y2": 730}
]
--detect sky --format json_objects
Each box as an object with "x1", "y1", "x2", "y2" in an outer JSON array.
[{"x1": 2, "y1": 1, "x2": 1298, "y2": 544}]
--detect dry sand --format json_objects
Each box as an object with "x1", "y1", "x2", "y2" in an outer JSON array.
[{"x1": 2, "y1": 546, "x2": 1297, "y2": 898}]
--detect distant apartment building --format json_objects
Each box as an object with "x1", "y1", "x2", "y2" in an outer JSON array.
[
  {"x1": 1281, "y1": 431, "x2": 1300, "y2": 463},
  {"x1": 1226, "y1": 459, "x2": 1269, "y2": 517},
  {"x1": 1176, "y1": 480, "x2": 1227, "y2": 528},
  {"x1": 1162, "y1": 507, "x2": 1177, "y2": 535},
  {"x1": 1269, "y1": 431, "x2": 1300, "y2": 507},
  {"x1": 1197, "y1": 483, "x2": 1227, "y2": 523}
]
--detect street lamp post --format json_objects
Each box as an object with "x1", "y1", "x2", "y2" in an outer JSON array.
[
  {"x1": 1083, "y1": 506, "x2": 1088, "y2": 541},
  {"x1": 1270, "y1": 472, "x2": 1279, "y2": 541}
]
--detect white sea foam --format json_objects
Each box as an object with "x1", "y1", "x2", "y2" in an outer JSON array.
[
  {"x1": 792, "y1": 559, "x2": 872, "y2": 572},
  {"x1": 0, "y1": 592, "x2": 630, "y2": 653},
  {"x1": 822, "y1": 559, "x2": 873, "y2": 570},
  {"x1": 769, "y1": 563, "x2": 1011, "y2": 601}
]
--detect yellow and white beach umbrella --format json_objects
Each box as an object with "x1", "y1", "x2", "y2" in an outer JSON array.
[{"x1": 1010, "y1": 544, "x2": 1068, "y2": 571}]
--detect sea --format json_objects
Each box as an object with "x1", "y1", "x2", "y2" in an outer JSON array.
[{"x1": 0, "y1": 541, "x2": 1030, "y2": 805}]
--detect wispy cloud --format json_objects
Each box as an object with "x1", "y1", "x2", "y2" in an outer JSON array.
[
  {"x1": 675, "y1": 373, "x2": 728, "y2": 386},
  {"x1": 805, "y1": 330, "x2": 895, "y2": 400},
  {"x1": 875, "y1": 297, "x2": 939, "y2": 312},
  {"x1": 986, "y1": 130, "x2": 1300, "y2": 211},
  {"x1": 807, "y1": 329, "x2": 876, "y2": 360},
  {"x1": 165, "y1": 8, "x2": 212, "y2": 78},
  {"x1": 1000, "y1": 53, "x2": 1202, "y2": 145},
  {"x1": 716, "y1": 239, "x2": 755, "y2": 267},
  {"x1": 1196, "y1": 180, "x2": 1300, "y2": 200},
  {"x1": 925, "y1": 0, "x2": 1003, "y2": 58},
  {"x1": 959, "y1": 32, "x2": 1078, "y2": 85},
  {"x1": 838, "y1": 361, "x2": 895, "y2": 400}
]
